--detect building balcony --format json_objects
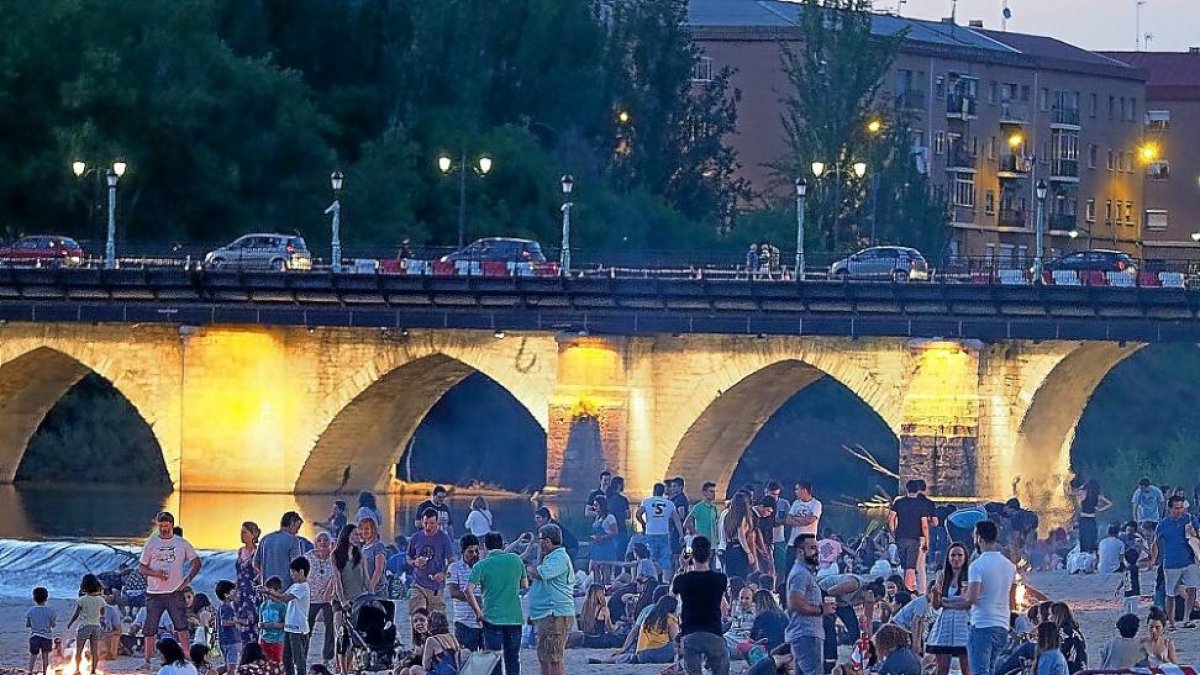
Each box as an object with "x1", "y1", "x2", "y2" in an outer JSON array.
[
  {"x1": 997, "y1": 154, "x2": 1030, "y2": 178},
  {"x1": 946, "y1": 147, "x2": 977, "y2": 171},
  {"x1": 1049, "y1": 159, "x2": 1080, "y2": 181},
  {"x1": 946, "y1": 94, "x2": 978, "y2": 120},
  {"x1": 999, "y1": 102, "x2": 1029, "y2": 125},
  {"x1": 894, "y1": 90, "x2": 927, "y2": 111},
  {"x1": 1051, "y1": 106, "x2": 1081, "y2": 128},
  {"x1": 998, "y1": 209, "x2": 1027, "y2": 228},
  {"x1": 1049, "y1": 213, "x2": 1077, "y2": 231}
]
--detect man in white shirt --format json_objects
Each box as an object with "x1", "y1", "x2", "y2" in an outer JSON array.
[
  {"x1": 1098, "y1": 524, "x2": 1126, "y2": 574},
  {"x1": 787, "y1": 481, "x2": 823, "y2": 566},
  {"x1": 446, "y1": 534, "x2": 484, "y2": 650},
  {"x1": 636, "y1": 482, "x2": 684, "y2": 577},
  {"x1": 942, "y1": 520, "x2": 1014, "y2": 675},
  {"x1": 137, "y1": 511, "x2": 201, "y2": 667}
]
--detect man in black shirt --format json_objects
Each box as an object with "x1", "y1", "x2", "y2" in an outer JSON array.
[
  {"x1": 669, "y1": 476, "x2": 691, "y2": 564},
  {"x1": 586, "y1": 471, "x2": 612, "y2": 513},
  {"x1": 671, "y1": 536, "x2": 729, "y2": 675},
  {"x1": 889, "y1": 479, "x2": 930, "y2": 594},
  {"x1": 608, "y1": 476, "x2": 632, "y2": 556}
]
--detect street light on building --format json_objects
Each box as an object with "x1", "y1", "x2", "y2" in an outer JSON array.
[
  {"x1": 794, "y1": 177, "x2": 807, "y2": 280},
  {"x1": 560, "y1": 174, "x2": 574, "y2": 276},
  {"x1": 1034, "y1": 179, "x2": 1048, "y2": 280},
  {"x1": 438, "y1": 151, "x2": 493, "y2": 247},
  {"x1": 325, "y1": 171, "x2": 344, "y2": 273}
]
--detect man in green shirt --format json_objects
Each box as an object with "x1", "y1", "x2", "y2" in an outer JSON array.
[
  {"x1": 467, "y1": 531, "x2": 527, "y2": 675},
  {"x1": 686, "y1": 481, "x2": 721, "y2": 545},
  {"x1": 526, "y1": 524, "x2": 576, "y2": 675}
]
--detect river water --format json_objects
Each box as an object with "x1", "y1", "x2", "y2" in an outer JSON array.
[{"x1": 0, "y1": 484, "x2": 871, "y2": 597}]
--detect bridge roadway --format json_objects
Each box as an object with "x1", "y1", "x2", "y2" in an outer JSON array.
[{"x1": 1, "y1": 267, "x2": 1200, "y2": 341}]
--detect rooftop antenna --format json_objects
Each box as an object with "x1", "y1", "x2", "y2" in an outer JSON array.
[
  {"x1": 1002, "y1": 0, "x2": 1012, "y2": 31},
  {"x1": 1136, "y1": 0, "x2": 1147, "y2": 51},
  {"x1": 1145, "y1": 32, "x2": 1155, "y2": 50},
  {"x1": 897, "y1": 0, "x2": 908, "y2": 17},
  {"x1": 950, "y1": 0, "x2": 958, "y2": 25}
]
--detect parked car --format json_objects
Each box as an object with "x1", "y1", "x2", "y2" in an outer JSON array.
[
  {"x1": 203, "y1": 234, "x2": 312, "y2": 271},
  {"x1": 1042, "y1": 249, "x2": 1136, "y2": 275},
  {"x1": 440, "y1": 237, "x2": 547, "y2": 263},
  {"x1": 829, "y1": 246, "x2": 930, "y2": 282},
  {"x1": 0, "y1": 235, "x2": 85, "y2": 267}
]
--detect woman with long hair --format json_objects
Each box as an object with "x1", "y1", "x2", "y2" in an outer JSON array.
[
  {"x1": 235, "y1": 522, "x2": 262, "y2": 643},
  {"x1": 464, "y1": 496, "x2": 493, "y2": 537},
  {"x1": 1032, "y1": 621, "x2": 1068, "y2": 675},
  {"x1": 396, "y1": 608, "x2": 431, "y2": 675},
  {"x1": 750, "y1": 588, "x2": 787, "y2": 652},
  {"x1": 235, "y1": 643, "x2": 277, "y2": 675},
  {"x1": 629, "y1": 596, "x2": 679, "y2": 664},
  {"x1": 331, "y1": 524, "x2": 364, "y2": 675},
  {"x1": 1050, "y1": 602, "x2": 1087, "y2": 673},
  {"x1": 723, "y1": 492, "x2": 758, "y2": 579},
  {"x1": 157, "y1": 639, "x2": 199, "y2": 675},
  {"x1": 579, "y1": 584, "x2": 624, "y2": 648},
  {"x1": 1142, "y1": 607, "x2": 1178, "y2": 666},
  {"x1": 589, "y1": 496, "x2": 620, "y2": 584},
  {"x1": 401, "y1": 611, "x2": 460, "y2": 675},
  {"x1": 928, "y1": 543, "x2": 971, "y2": 675},
  {"x1": 1073, "y1": 478, "x2": 1112, "y2": 553}
]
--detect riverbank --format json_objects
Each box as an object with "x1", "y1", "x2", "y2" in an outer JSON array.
[{"x1": 0, "y1": 570, "x2": 1196, "y2": 674}]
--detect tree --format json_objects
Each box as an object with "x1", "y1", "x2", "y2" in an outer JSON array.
[{"x1": 776, "y1": 0, "x2": 945, "y2": 255}]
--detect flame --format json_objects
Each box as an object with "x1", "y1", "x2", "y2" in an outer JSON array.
[
  {"x1": 1014, "y1": 572, "x2": 1028, "y2": 610},
  {"x1": 59, "y1": 639, "x2": 103, "y2": 675}
]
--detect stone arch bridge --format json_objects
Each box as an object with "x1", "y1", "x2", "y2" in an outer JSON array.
[{"x1": 0, "y1": 321, "x2": 1144, "y2": 513}]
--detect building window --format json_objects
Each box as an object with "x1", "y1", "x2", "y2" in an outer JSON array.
[
  {"x1": 1123, "y1": 151, "x2": 1133, "y2": 172},
  {"x1": 987, "y1": 136, "x2": 996, "y2": 160},
  {"x1": 1039, "y1": 88, "x2": 1049, "y2": 111},
  {"x1": 1108, "y1": 95, "x2": 1115, "y2": 118},
  {"x1": 690, "y1": 56, "x2": 714, "y2": 83},
  {"x1": 935, "y1": 75, "x2": 945, "y2": 99},
  {"x1": 987, "y1": 81, "x2": 997, "y2": 104},
  {"x1": 1086, "y1": 199, "x2": 1096, "y2": 223},
  {"x1": 1021, "y1": 85, "x2": 1030, "y2": 101},
  {"x1": 1001, "y1": 83, "x2": 1014, "y2": 101},
  {"x1": 1124, "y1": 201, "x2": 1134, "y2": 225},
  {"x1": 934, "y1": 131, "x2": 946, "y2": 155},
  {"x1": 1105, "y1": 200, "x2": 1113, "y2": 223},
  {"x1": 1130, "y1": 98, "x2": 1138, "y2": 122},
  {"x1": 1088, "y1": 144, "x2": 1098, "y2": 169},
  {"x1": 1089, "y1": 93, "x2": 1098, "y2": 118},
  {"x1": 1107, "y1": 148, "x2": 1114, "y2": 170},
  {"x1": 911, "y1": 130, "x2": 925, "y2": 147},
  {"x1": 985, "y1": 190, "x2": 996, "y2": 215},
  {"x1": 1148, "y1": 160, "x2": 1170, "y2": 179},
  {"x1": 953, "y1": 176, "x2": 975, "y2": 208},
  {"x1": 1146, "y1": 109, "x2": 1171, "y2": 130},
  {"x1": 1145, "y1": 209, "x2": 1168, "y2": 231}
]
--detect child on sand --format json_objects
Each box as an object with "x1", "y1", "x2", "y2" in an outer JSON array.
[
  {"x1": 26, "y1": 586, "x2": 56, "y2": 675},
  {"x1": 67, "y1": 573, "x2": 107, "y2": 675}
]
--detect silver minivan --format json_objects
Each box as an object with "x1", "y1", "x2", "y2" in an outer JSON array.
[
  {"x1": 204, "y1": 234, "x2": 313, "y2": 271},
  {"x1": 829, "y1": 246, "x2": 930, "y2": 282}
]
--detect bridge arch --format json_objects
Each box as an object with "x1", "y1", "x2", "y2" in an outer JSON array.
[
  {"x1": 0, "y1": 344, "x2": 176, "y2": 486},
  {"x1": 659, "y1": 338, "x2": 907, "y2": 496},
  {"x1": 1009, "y1": 341, "x2": 1143, "y2": 514},
  {"x1": 296, "y1": 333, "x2": 555, "y2": 493}
]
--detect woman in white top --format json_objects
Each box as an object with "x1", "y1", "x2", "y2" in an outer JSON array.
[
  {"x1": 465, "y1": 496, "x2": 494, "y2": 537},
  {"x1": 156, "y1": 637, "x2": 199, "y2": 675}
]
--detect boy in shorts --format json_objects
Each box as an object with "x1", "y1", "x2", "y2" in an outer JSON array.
[
  {"x1": 215, "y1": 580, "x2": 241, "y2": 673},
  {"x1": 26, "y1": 586, "x2": 56, "y2": 675}
]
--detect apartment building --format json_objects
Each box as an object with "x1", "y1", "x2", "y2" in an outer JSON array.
[
  {"x1": 687, "y1": 0, "x2": 1148, "y2": 261},
  {"x1": 1103, "y1": 49, "x2": 1200, "y2": 260}
]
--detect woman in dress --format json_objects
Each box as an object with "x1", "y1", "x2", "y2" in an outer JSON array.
[
  {"x1": 464, "y1": 496, "x2": 494, "y2": 537},
  {"x1": 723, "y1": 492, "x2": 758, "y2": 580},
  {"x1": 589, "y1": 495, "x2": 620, "y2": 584},
  {"x1": 304, "y1": 531, "x2": 338, "y2": 668},
  {"x1": 332, "y1": 524, "x2": 366, "y2": 675},
  {"x1": 928, "y1": 543, "x2": 971, "y2": 675},
  {"x1": 1142, "y1": 607, "x2": 1178, "y2": 666},
  {"x1": 1073, "y1": 479, "x2": 1112, "y2": 554},
  {"x1": 234, "y1": 521, "x2": 262, "y2": 644}
]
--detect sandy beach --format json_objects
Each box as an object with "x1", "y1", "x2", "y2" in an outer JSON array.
[{"x1": 0, "y1": 570, "x2": 1192, "y2": 674}]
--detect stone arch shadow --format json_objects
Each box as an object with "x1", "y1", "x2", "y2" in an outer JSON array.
[
  {"x1": 664, "y1": 357, "x2": 902, "y2": 496},
  {"x1": 295, "y1": 351, "x2": 550, "y2": 494},
  {"x1": 0, "y1": 346, "x2": 173, "y2": 485}
]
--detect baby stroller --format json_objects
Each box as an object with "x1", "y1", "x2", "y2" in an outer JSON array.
[{"x1": 337, "y1": 598, "x2": 397, "y2": 673}]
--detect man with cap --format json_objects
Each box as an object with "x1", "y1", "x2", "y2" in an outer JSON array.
[{"x1": 137, "y1": 511, "x2": 201, "y2": 667}]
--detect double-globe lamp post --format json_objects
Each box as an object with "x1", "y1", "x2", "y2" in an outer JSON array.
[
  {"x1": 438, "y1": 152, "x2": 493, "y2": 248},
  {"x1": 811, "y1": 160, "x2": 867, "y2": 253},
  {"x1": 1033, "y1": 179, "x2": 1048, "y2": 281},
  {"x1": 325, "y1": 170, "x2": 344, "y2": 273},
  {"x1": 560, "y1": 175, "x2": 574, "y2": 277},
  {"x1": 72, "y1": 160, "x2": 126, "y2": 269}
]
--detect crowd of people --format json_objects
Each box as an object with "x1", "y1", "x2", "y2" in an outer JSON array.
[{"x1": 24, "y1": 471, "x2": 1200, "y2": 675}]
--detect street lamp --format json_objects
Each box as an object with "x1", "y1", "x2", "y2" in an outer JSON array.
[
  {"x1": 1034, "y1": 179, "x2": 1048, "y2": 280},
  {"x1": 560, "y1": 175, "x2": 574, "y2": 276},
  {"x1": 811, "y1": 159, "x2": 868, "y2": 252},
  {"x1": 102, "y1": 161, "x2": 127, "y2": 269},
  {"x1": 325, "y1": 170, "x2": 344, "y2": 273},
  {"x1": 1191, "y1": 232, "x2": 1200, "y2": 243},
  {"x1": 795, "y1": 178, "x2": 808, "y2": 280},
  {"x1": 438, "y1": 151, "x2": 493, "y2": 247}
]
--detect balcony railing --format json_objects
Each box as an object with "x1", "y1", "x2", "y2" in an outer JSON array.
[
  {"x1": 946, "y1": 94, "x2": 978, "y2": 118},
  {"x1": 1052, "y1": 107, "x2": 1081, "y2": 126},
  {"x1": 1049, "y1": 213, "x2": 1077, "y2": 230},
  {"x1": 999, "y1": 102, "x2": 1028, "y2": 124},
  {"x1": 998, "y1": 209, "x2": 1027, "y2": 228},
  {"x1": 998, "y1": 154, "x2": 1029, "y2": 175},
  {"x1": 894, "y1": 89, "x2": 927, "y2": 111},
  {"x1": 1050, "y1": 159, "x2": 1080, "y2": 178},
  {"x1": 946, "y1": 146, "x2": 977, "y2": 170}
]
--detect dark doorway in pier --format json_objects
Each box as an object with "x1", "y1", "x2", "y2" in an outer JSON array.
[
  {"x1": 16, "y1": 373, "x2": 171, "y2": 486},
  {"x1": 404, "y1": 372, "x2": 547, "y2": 492},
  {"x1": 1071, "y1": 343, "x2": 1200, "y2": 499},
  {"x1": 729, "y1": 377, "x2": 898, "y2": 514}
]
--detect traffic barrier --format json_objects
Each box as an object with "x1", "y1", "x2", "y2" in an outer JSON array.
[
  {"x1": 997, "y1": 269, "x2": 1028, "y2": 285},
  {"x1": 1106, "y1": 271, "x2": 1135, "y2": 288},
  {"x1": 1079, "y1": 270, "x2": 1107, "y2": 286},
  {"x1": 481, "y1": 261, "x2": 507, "y2": 277},
  {"x1": 1160, "y1": 271, "x2": 1186, "y2": 288},
  {"x1": 404, "y1": 259, "x2": 430, "y2": 275},
  {"x1": 508, "y1": 261, "x2": 534, "y2": 277},
  {"x1": 453, "y1": 260, "x2": 482, "y2": 276},
  {"x1": 430, "y1": 260, "x2": 455, "y2": 276},
  {"x1": 1138, "y1": 271, "x2": 1162, "y2": 287},
  {"x1": 1052, "y1": 270, "x2": 1080, "y2": 286}
]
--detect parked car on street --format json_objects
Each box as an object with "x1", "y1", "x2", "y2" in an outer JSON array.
[
  {"x1": 0, "y1": 235, "x2": 85, "y2": 267},
  {"x1": 203, "y1": 234, "x2": 312, "y2": 271},
  {"x1": 1042, "y1": 249, "x2": 1136, "y2": 274},
  {"x1": 439, "y1": 237, "x2": 548, "y2": 263},
  {"x1": 829, "y1": 246, "x2": 930, "y2": 282}
]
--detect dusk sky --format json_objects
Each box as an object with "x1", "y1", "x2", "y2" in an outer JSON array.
[{"x1": 872, "y1": 0, "x2": 1199, "y2": 52}]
